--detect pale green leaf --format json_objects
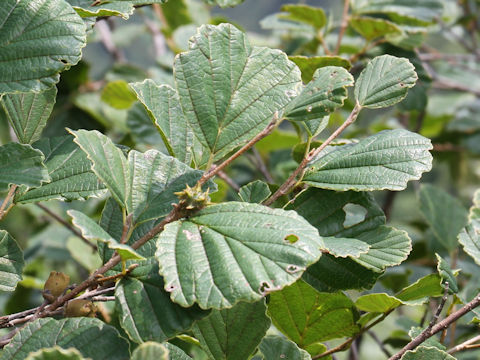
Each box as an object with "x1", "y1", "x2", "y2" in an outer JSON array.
[
  {"x1": 66, "y1": 237, "x2": 101, "y2": 271},
  {"x1": 25, "y1": 347, "x2": 86, "y2": 360},
  {"x1": 174, "y1": 24, "x2": 301, "y2": 161},
  {"x1": 408, "y1": 328, "x2": 445, "y2": 351},
  {"x1": 203, "y1": 0, "x2": 244, "y2": 8},
  {"x1": 267, "y1": 280, "x2": 359, "y2": 348},
  {"x1": 131, "y1": 343, "x2": 168, "y2": 360},
  {"x1": 126, "y1": 149, "x2": 211, "y2": 224},
  {"x1": 256, "y1": 336, "x2": 312, "y2": 360},
  {"x1": 68, "y1": 210, "x2": 145, "y2": 262},
  {"x1": 0, "y1": 0, "x2": 86, "y2": 94},
  {"x1": 1, "y1": 87, "x2": 57, "y2": 144},
  {"x1": 115, "y1": 277, "x2": 208, "y2": 343},
  {"x1": 67, "y1": 0, "x2": 167, "y2": 19},
  {"x1": 350, "y1": 16, "x2": 402, "y2": 41},
  {"x1": 303, "y1": 129, "x2": 433, "y2": 191},
  {"x1": 0, "y1": 231, "x2": 24, "y2": 292},
  {"x1": 304, "y1": 117, "x2": 329, "y2": 138},
  {"x1": 354, "y1": 55, "x2": 417, "y2": 108},
  {"x1": 436, "y1": 254, "x2": 458, "y2": 294},
  {"x1": 395, "y1": 274, "x2": 444, "y2": 305},
  {"x1": 355, "y1": 293, "x2": 403, "y2": 312},
  {"x1": 1, "y1": 318, "x2": 129, "y2": 360},
  {"x1": 401, "y1": 346, "x2": 455, "y2": 360},
  {"x1": 0, "y1": 142, "x2": 50, "y2": 190},
  {"x1": 101, "y1": 80, "x2": 137, "y2": 110},
  {"x1": 280, "y1": 4, "x2": 326, "y2": 29},
  {"x1": 284, "y1": 67, "x2": 354, "y2": 122},
  {"x1": 355, "y1": 0, "x2": 444, "y2": 26},
  {"x1": 156, "y1": 202, "x2": 323, "y2": 308},
  {"x1": 15, "y1": 135, "x2": 107, "y2": 203},
  {"x1": 459, "y1": 189, "x2": 480, "y2": 265},
  {"x1": 192, "y1": 300, "x2": 270, "y2": 360},
  {"x1": 420, "y1": 184, "x2": 468, "y2": 252},
  {"x1": 130, "y1": 80, "x2": 193, "y2": 164},
  {"x1": 71, "y1": 129, "x2": 130, "y2": 210},
  {"x1": 289, "y1": 56, "x2": 352, "y2": 83},
  {"x1": 323, "y1": 237, "x2": 370, "y2": 258},
  {"x1": 238, "y1": 180, "x2": 271, "y2": 203}
]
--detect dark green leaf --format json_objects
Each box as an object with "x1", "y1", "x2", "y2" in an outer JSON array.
[
  {"x1": 0, "y1": 230, "x2": 24, "y2": 292},
  {"x1": 1, "y1": 87, "x2": 57, "y2": 144},
  {"x1": 192, "y1": 300, "x2": 270, "y2": 360},
  {"x1": 156, "y1": 202, "x2": 323, "y2": 308},
  {"x1": 238, "y1": 180, "x2": 271, "y2": 203},
  {"x1": 256, "y1": 336, "x2": 312, "y2": 360},
  {"x1": 436, "y1": 254, "x2": 458, "y2": 294},
  {"x1": 289, "y1": 56, "x2": 352, "y2": 83},
  {"x1": 0, "y1": 0, "x2": 86, "y2": 94}
]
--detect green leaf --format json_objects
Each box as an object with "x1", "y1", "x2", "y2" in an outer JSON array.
[
  {"x1": 0, "y1": 142, "x2": 50, "y2": 190},
  {"x1": 354, "y1": 55, "x2": 417, "y2": 109},
  {"x1": 289, "y1": 56, "x2": 352, "y2": 83},
  {"x1": 0, "y1": 231, "x2": 24, "y2": 292},
  {"x1": 115, "y1": 277, "x2": 208, "y2": 343},
  {"x1": 400, "y1": 346, "x2": 455, "y2": 360},
  {"x1": 192, "y1": 300, "x2": 270, "y2": 360},
  {"x1": 256, "y1": 336, "x2": 312, "y2": 360},
  {"x1": 127, "y1": 103, "x2": 163, "y2": 146},
  {"x1": 130, "y1": 80, "x2": 193, "y2": 164},
  {"x1": 323, "y1": 237, "x2": 370, "y2": 258},
  {"x1": 396, "y1": 274, "x2": 444, "y2": 305},
  {"x1": 1, "y1": 87, "x2": 57, "y2": 144},
  {"x1": 267, "y1": 280, "x2": 359, "y2": 349},
  {"x1": 67, "y1": 0, "x2": 167, "y2": 19},
  {"x1": 131, "y1": 343, "x2": 168, "y2": 360},
  {"x1": 408, "y1": 328, "x2": 445, "y2": 351},
  {"x1": 156, "y1": 202, "x2": 323, "y2": 308},
  {"x1": 238, "y1": 180, "x2": 271, "y2": 203},
  {"x1": 1, "y1": 318, "x2": 129, "y2": 360},
  {"x1": 419, "y1": 184, "x2": 468, "y2": 252},
  {"x1": 436, "y1": 254, "x2": 458, "y2": 294},
  {"x1": 0, "y1": 0, "x2": 86, "y2": 94},
  {"x1": 165, "y1": 343, "x2": 192, "y2": 359},
  {"x1": 458, "y1": 189, "x2": 480, "y2": 265},
  {"x1": 350, "y1": 16, "x2": 402, "y2": 41},
  {"x1": 303, "y1": 129, "x2": 433, "y2": 191},
  {"x1": 355, "y1": 0, "x2": 444, "y2": 26},
  {"x1": 25, "y1": 347, "x2": 85, "y2": 360},
  {"x1": 174, "y1": 24, "x2": 301, "y2": 161},
  {"x1": 280, "y1": 4, "x2": 326, "y2": 29},
  {"x1": 71, "y1": 129, "x2": 130, "y2": 210},
  {"x1": 284, "y1": 67, "x2": 354, "y2": 123},
  {"x1": 127, "y1": 149, "x2": 210, "y2": 224},
  {"x1": 203, "y1": 0, "x2": 245, "y2": 8},
  {"x1": 355, "y1": 293, "x2": 403, "y2": 312},
  {"x1": 101, "y1": 80, "x2": 137, "y2": 110},
  {"x1": 15, "y1": 135, "x2": 107, "y2": 203},
  {"x1": 68, "y1": 209, "x2": 145, "y2": 262}
]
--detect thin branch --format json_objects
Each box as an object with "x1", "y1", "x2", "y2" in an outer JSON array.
[
  {"x1": 143, "y1": 17, "x2": 167, "y2": 58},
  {"x1": 428, "y1": 282, "x2": 449, "y2": 330},
  {"x1": 217, "y1": 170, "x2": 240, "y2": 192},
  {"x1": 389, "y1": 293, "x2": 480, "y2": 360},
  {"x1": 0, "y1": 185, "x2": 17, "y2": 221},
  {"x1": 96, "y1": 19, "x2": 125, "y2": 63},
  {"x1": 264, "y1": 103, "x2": 362, "y2": 206},
  {"x1": 367, "y1": 330, "x2": 392, "y2": 358},
  {"x1": 120, "y1": 213, "x2": 133, "y2": 244},
  {"x1": 448, "y1": 334, "x2": 480, "y2": 354},
  {"x1": 36, "y1": 203, "x2": 97, "y2": 251},
  {"x1": 335, "y1": 0, "x2": 350, "y2": 54},
  {"x1": 250, "y1": 148, "x2": 275, "y2": 183}
]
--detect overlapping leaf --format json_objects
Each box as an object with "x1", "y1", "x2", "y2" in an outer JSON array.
[
  {"x1": 204, "y1": 0, "x2": 245, "y2": 8},
  {"x1": 130, "y1": 80, "x2": 193, "y2": 164},
  {"x1": 303, "y1": 129, "x2": 433, "y2": 191},
  {"x1": 1, "y1": 87, "x2": 57, "y2": 144},
  {"x1": 192, "y1": 300, "x2": 270, "y2": 360},
  {"x1": 0, "y1": 143, "x2": 50, "y2": 191},
  {"x1": 350, "y1": 16, "x2": 402, "y2": 41},
  {"x1": 101, "y1": 80, "x2": 136, "y2": 110},
  {"x1": 1, "y1": 318, "x2": 129, "y2": 360},
  {"x1": 15, "y1": 135, "x2": 106, "y2": 203},
  {"x1": 401, "y1": 346, "x2": 455, "y2": 360},
  {"x1": 0, "y1": 231, "x2": 25, "y2": 292},
  {"x1": 156, "y1": 202, "x2": 323, "y2": 308},
  {"x1": 289, "y1": 56, "x2": 352, "y2": 83},
  {"x1": 354, "y1": 55, "x2": 417, "y2": 109},
  {"x1": 174, "y1": 24, "x2": 301, "y2": 161},
  {"x1": 25, "y1": 347, "x2": 85, "y2": 360},
  {"x1": 280, "y1": 4, "x2": 326, "y2": 29},
  {"x1": 238, "y1": 180, "x2": 271, "y2": 203},
  {"x1": 131, "y1": 343, "x2": 168, "y2": 360},
  {"x1": 267, "y1": 280, "x2": 359, "y2": 352},
  {"x1": 0, "y1": 0, "x2": 86, "y2": 94},
  {"x1": 284, "y1": 67, "x2": 353, "y2": 123},
  {"x1": 67, "y1": 0, "x2": 167, "y2": 19},
  {"x1": 355, "y1": 293, "x2": 403, "y2": 313},
  {"x1": 255, "y1": 336, "x2": 312, "y2": 360},
  {"x1": 458, "y1": 189, "x2": 480, "y2": 265},
  {"x1": 115, "y1": 277, "x2": 208, "y2": 343}
]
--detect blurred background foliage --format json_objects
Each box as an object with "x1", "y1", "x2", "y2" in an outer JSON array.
[{"x1": 1, "y1": 0, "x2": 480, "y2": 358}]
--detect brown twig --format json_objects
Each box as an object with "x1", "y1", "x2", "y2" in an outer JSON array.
[
  {"x1": 217, "y1": 171, "x2": 240, "y2": 192},
  {"x1": 335, "y1": 0, "x2": 350, "y2": 55},
  {"x1": 0, "y1": 185, "x2": 17, "y2": 221},
  {"x1": 36, "y1": 203, "x2": 97, "y2": 251},
  {"x1": 96, "y1": 19, "x2": 125, "y2": 63},
  {"x1": 249, "y1": 148, "x2": 275, "y2": 183},
  {"x1": 264, "y1": 103, "x2": 362, "y2": 206},
  {"x1": 428, "y1": 282, "x2": 449, "y2": 330},
  {"x1": 367, "y1": 330, "x2": 392, "y2": 357},
  {"x1": 448, "y1": 334, "x2": 480, "y2": 354},
  {"x1": 389, "y1": 292, "x2": 480, "y2": 360}
]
